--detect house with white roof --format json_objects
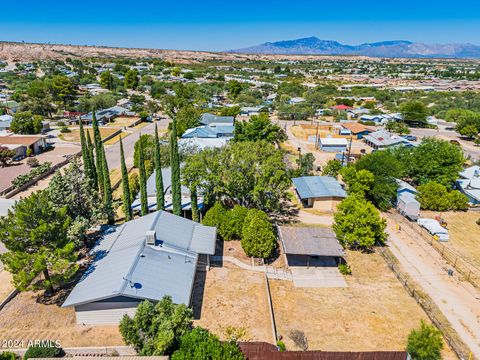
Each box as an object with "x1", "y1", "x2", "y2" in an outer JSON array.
[
  {"x1": 62, "y1": 210, "x2": 216, "y2": 324},
  {"x1": 456, "y1": 165, "x2": 480, "y2": 205},
  {"x1": 363, "y1": 130, "x2": 412, "y2": 150}
]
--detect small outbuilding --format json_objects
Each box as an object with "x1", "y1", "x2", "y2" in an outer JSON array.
[
  {"x1": 292, "y1": 176, "x2": 347, "y2": 211},
  {"x1": 318, "y1": 137, "x2": 348, "y2": 153},
  {"x1": 278, "y1": 226, "x2": 345, "y2": 268}
]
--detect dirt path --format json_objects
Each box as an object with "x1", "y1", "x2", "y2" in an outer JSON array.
[{"x1": 385, "y1": 216, "x2": 480, "y2": 357}]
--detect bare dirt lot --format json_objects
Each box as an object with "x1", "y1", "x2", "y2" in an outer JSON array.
[
  {"x1": 106, "y1": 117, "x2": 140, "y2": 128},
  {"x1": 269, "y1": 250, "x2": 429, "y2": 352},
  {"x1": 60, "y1": 128, "x2": 119, "y2": 143},
  {"x1": 192, "y1": 267, "x2": 272, "y2": 343},
  {"x1": 421, "y1": 210, "x2": 480, "y2": 269},
  {"x1": 0, "y1": 291, "x2": 123, "y2": 347},
  {"x1": 0, "y1": 271, "x2": 14, "y2": 301}
]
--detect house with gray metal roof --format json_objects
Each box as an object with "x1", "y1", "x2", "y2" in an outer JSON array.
[
  {"x1": 456, "y1": 165, "x2": 480, "y2": 205},
  {"x1": 363, "y1": 130, "x2": 412, "y2": 150},
  {"x1": 292, "y1": 176, "x2": 346, "y2": 212},
  {"x1": 199, "y1": 113, "x2": 234, "y2": 126},
  {"x1": 62, "y1": 210, "x2": 216, "y2": 325}
]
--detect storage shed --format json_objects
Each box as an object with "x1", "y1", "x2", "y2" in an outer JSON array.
[{"x1": 318, "y1": 137, "x2": 348, "y2": 153}]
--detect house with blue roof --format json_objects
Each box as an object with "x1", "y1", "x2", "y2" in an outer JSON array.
[
  {"x1": 292, "y1": 176, "x2": 347, "y2": 212},
  {"x1": 62, "y1": 210, "x2": 216, "y2": 325}
]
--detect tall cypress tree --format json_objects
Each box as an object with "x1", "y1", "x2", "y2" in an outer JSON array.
[
  {"x1": 101, "y1": 144, "x2": 114, "y2": 224},
  {"x1": 91, "y1": 109, "x2": 104, "y2": 194},
  {"x1": 120, "y1": 136, "x2": 132, "y2": 221},
  {"x1": 138, "y1": 135, "x2": 148, "y2": 216},
  {"x1": 170, "y1": 119, "x2": 182, "y2": 216},
  {"x1": 154, "y1": 123, "x2": 165, "y2": 211},
  {"x1": 190, "y1": 186, "x2": 199, "y2": 222},
  {"x1": 79, "y1": 118, "x2": 89, "y2": 172},
  {"x1": 86, "y1": 131, "x2": 98, "y2": 191}
]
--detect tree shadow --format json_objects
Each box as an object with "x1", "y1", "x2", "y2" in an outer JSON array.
[{"x1": 191, "y1": 269, "x2": 207, "y2": 320}]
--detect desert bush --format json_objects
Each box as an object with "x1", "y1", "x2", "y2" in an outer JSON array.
[
  {"x1": 26, "y1": 157, "x2": 39, "y2": 168},
  {"x1": 23, "y1": 344, "x2": 61, "y2": 359}
]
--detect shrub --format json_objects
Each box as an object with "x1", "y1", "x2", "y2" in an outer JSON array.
[
  {"x1": 417, "y1": 181, "x2": 468, "y2": 211},
  {"x1": 202, "y1": 202, "x2": 228, "y2": 237},
  {"x1": 23, "y1": 344, "x2": 61, "y2": 359},
  {"x1": 338, "y1": 263, "x2": 352, "y2": 275},
  {"x1": 60, "y1": 126, "x2": 71, "y2": 133},
  {"x1": 0, "y1": 352, "x2": 16, "y2": 360},
  {"x1": 12, "y1": 162, "x2": 51, "y2": 189},
  {"x1": 276, "y1": 341, "x2": 286, "y2": 352},
  {"x1": 241, "y1": 209, "x2": 277, "y2": 259},
  {"x1": 26, "y1": 148, "x2": 32, "y2": 157},
  {"x1": 222, "y1": 205, "x2": 249, "y2": 241},
  {"x1": 406, "y1": 321, "x2": 443, "y2": 360},
  {"x1": 26, "y1": 157, "x2": 39, "y2": 168}
]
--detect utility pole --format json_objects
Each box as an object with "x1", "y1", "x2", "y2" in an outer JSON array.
[
  {"x1": 315, "y1": 121, "x2": 319, "y2": 150},
  {"x1": 297, "y1": 147, "x2": 302, "y2": 170},
  {"x1": 347, "y1": 136, "x2": 353, "y2": 163}
]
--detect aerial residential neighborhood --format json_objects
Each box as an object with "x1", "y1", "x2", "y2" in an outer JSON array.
[{"x1": 1, "y1": 3, "x2": 480, "y2": 360}]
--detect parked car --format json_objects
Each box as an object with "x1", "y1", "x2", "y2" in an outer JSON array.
[{"x1": 402, "y1": 135, "x2": 417, "y2": 141}]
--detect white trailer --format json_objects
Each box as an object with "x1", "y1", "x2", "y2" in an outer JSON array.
[{"x1": 397, "y1": 193, "x2": 420, "y2": 221}]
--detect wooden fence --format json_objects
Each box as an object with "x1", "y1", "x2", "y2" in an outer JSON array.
[
  {"x1": 390, "y1": 211, "x2": 480, "y2": 289},
  {"x1": 378, "y1": 247, "x2": 471, "y2": 360}
]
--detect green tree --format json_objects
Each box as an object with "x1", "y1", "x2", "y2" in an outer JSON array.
[
  {"x1": 99, "y1": 71, "x2": 114, "y2": 90},
  {"x1": 101, "y1": 141, "x2": 114, "y2": 224},
  {"x1": 154, "y1": 124, "x2": 165, "y2": 211},
  {"x1": 234, "y1": 113, "x2": 287, "y2": 144},
  {"x1": 406, "y1": 138, "x2": 464, "y2": 187},
  {"x1": 417, "y1": 182, "x2": 468, "y2": 211},
  {"x1": 458, "y1": 124, "x2": 479, "y2": 139},
  {"x1": 322, "y1": 159, "x2": 342, "y2": 177},
  {"x1": 333, "y1": 195, "x2": 387, "y2": 250},
  {"x1": 10, "y1": 111, "x2": 43, "y2": 134},
  {"x1": 138, "y1": 135, "x2": 149, "y2": 216},
  {"x1": 241, "y1": 209, "x2": 276, "y2": 259},
  {"x1": 46, "y1": 159, "x2": 106, "y2": 246},
  {"x1": 0, "y1": 191, "x2": 77, "y2": 293},
  {"x1": 119, "y1": 297, "x2": 193, "y2": 356},
  {"x1": 49, "y1": 75, "x2": 77, "y2": 108},
  {"x1": 86, "y1": 131, "x2": 98, "y2": 191},
  {"x1": 406, "y1": 321, "x2": 443, "y2": 360},
  {"x1": 25, "y1": 79, "x2": 54, "y2": 116},
  {"x1": 78, "y1": 118, "x2": 90, "y2": 178},
  {"x1": 227, "y1": 80, "x2": 242, "y2": 99},
  {"x1": 340, "y1": 166, "x2": 375, "y2": 197},
  {"x1": 124, "y1": 69, "x2": 140, "y2": 89},
  {"x1": 170, "y1": 119, "x2": 182, "y2": 215},
  {"x1": 0, "y1": 146, "x2": 15, "y2": 167},
  {"x1": 171, "y1": 327, "x2": 245, "y2": 360},
  {"x1": 223, "y1": 205, "x2": 249, "y2": 241},
  {"x1": 92, "y1": 110, "x2": 104, "y2": 193},
  {"x1": 202, "y1": 202, "x2": 228, "y2": 235},
  {"x1": 399, "y1": 101, "x2": 428, "y2": 126},
  {"x1": 120, "y1": 137, "x2": 132, "y2": 221},
  {"x1": 172, "y1": 105, "x2": 201, "y2": 136}
]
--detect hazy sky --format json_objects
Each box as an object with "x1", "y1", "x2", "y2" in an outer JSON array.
[{"x1": 1, "y1": 0, "x2": 480, "y2": 51}]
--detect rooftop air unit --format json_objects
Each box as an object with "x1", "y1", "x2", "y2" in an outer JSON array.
[{"x1": 146, "y1": 230, "x2": 156, "y2": 246}]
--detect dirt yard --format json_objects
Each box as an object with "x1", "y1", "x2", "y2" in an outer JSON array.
[
  {"x1": 0, "y1": 271, "x2": 14, "y2": 301},
  {"x1": 192, "y1": 267, "x2": 272, "y2": 343},
  {"x1": 422, "y1": 210, "x2": 480, "y2": 269},
  {"x1": 106, "y1": 116, "x2": 140, "y2": 127},
  {"x1": 60, "y1": 128, "x2": 119, "y2": 143},
  {"x1": 269, "y1": 250, "x2": 429, "y2": 352},
  {"x1": 0, "y1": 291, "x2": 123, "y2": 347}
]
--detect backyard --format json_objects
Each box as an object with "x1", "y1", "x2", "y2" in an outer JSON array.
[
  {"x1": 0, "y1": 290, "x2": 123, "y2": 347},
  {"x1": 59, "y1": 127, "x2": 119, "y2": 143}
]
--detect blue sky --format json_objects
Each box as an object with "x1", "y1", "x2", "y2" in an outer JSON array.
[{"x1": 1, "y1": 0, "x2": 480, "y2": 51}]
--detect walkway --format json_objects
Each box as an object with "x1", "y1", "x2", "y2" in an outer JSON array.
[{"x1": 385, "y1": 216, "x2": 480, "y2": 357}]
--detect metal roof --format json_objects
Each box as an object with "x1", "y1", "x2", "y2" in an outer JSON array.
[
  {"x1": 63, "y1": 211, "x2": 216, "y2": 308},
  {"x1": 279, "y1": 226, "x2": 345, "y2": 257},
  {"x1": 292, "y1": 176, "x2": 347, "y2": 200},
  {"x1": 199, "y1": 113, "x2": 234, "y2": 126}
]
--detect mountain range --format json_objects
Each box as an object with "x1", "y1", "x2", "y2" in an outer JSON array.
[{"x1": 228, "y1": 37, "x2": 480, "y2": 58}]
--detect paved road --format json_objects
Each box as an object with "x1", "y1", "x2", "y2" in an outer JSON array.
[
  {"x1": 104, "y1": 118, "x2": 171, "y2": 170},
  {"x1": 385, "y1": 215, "x2": 480, "y2": 357}
]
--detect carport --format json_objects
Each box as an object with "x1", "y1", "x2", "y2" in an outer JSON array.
[{"x1": 278, "y1": 226, "x2": 345, "y2": 268}]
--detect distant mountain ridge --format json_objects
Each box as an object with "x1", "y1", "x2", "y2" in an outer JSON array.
[{"x1": 228, "y1": 37, "x2": 480, "y2": 58}]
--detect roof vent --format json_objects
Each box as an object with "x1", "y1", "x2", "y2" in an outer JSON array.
[{"x1": 146, "y1": 230, "x2": 156, "y2": 246}]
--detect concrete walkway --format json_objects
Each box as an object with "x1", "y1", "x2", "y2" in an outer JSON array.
[{"x1": 385, "y1": 216, "x2": 480, "y2": 357}]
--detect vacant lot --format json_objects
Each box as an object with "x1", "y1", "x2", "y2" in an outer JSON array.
[
  {"x1": 269, "y1": 250, "x2": 429, "y2": 352},
  {"x1": 0, "y1": 291, "x2": 123, "y2": 347},
  {"x1": 106, "y1": 116, "x2": 140, "y2": 128},
  {"x1": 422, "y1": 210, "x2": 480, "y2": 269},
  {"x1": 60, "y1": 128, "x2": 119, "y2": 143},
  {"x1": 193, "y1": 267, "x2": 272, "y2": 343}
]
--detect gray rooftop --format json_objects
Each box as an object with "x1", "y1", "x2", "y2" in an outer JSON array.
[
  {"x1": 279, "y1": 226, "x2": 345, "y2": 257},
  {"x1": 363, "y1": 130, "x2": 408, "y2": 147},
  {"x1": 199, "y1": 113, "x2": 234, "y2": 126},
  {"x1": 292, "y1": 176, "x2": 347, "y2": 200},
  {"x1": 63, "y1": 211, "x2": 216, "y2": 308}
]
